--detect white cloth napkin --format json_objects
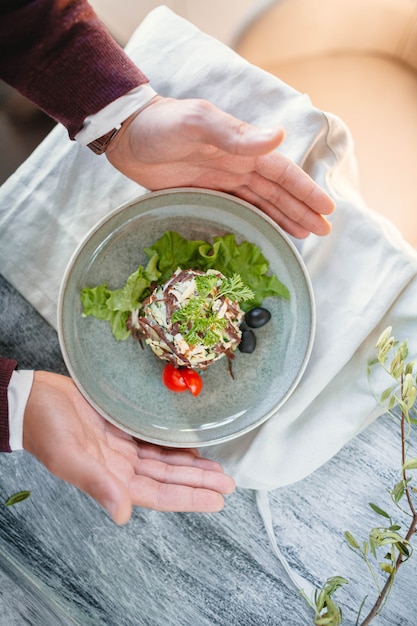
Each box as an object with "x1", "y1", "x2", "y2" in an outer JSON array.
[{"x1": 1, "y1": 6, "x2": 417, "y2": 494}]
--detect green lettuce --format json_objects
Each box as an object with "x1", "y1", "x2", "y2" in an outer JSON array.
[
  {"x1": 81, "y1": 255, "x2": 161, "y2": 340},
  {"x1": 80, "y1": 231, "x2": 289, "y2": 340}
]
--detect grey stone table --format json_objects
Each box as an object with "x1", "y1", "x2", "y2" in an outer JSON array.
[
  {"x1": 1, "y1": 273, "x2": 416, "y2": 625},
  {"x1": 2, "y1": 7, "x2": 417, "y2": 624}
]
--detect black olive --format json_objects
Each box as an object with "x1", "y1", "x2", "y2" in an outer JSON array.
[
  {"x1": 245, "y1": 307, "x2": 271, "y2": 329},
  {"x1": 238, "y1": 329, "x2": 256, "y2": 353}
]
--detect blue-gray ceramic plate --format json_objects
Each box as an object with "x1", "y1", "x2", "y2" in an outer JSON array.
[{"x1": 58, "y1": 188, "x2": 315, "y2": 447}]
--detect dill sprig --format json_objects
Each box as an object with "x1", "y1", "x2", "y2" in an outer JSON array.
[
  {"x1": 171, "y1": 294, "x2": 227, "y2": 347},
  {"x1": 196, "y1": 272, "x2": 255, "y2": 303},
  {"x1": 171, "y1": 272, "x2": 252, "y2": 348}
]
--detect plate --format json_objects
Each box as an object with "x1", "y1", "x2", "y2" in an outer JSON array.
[{"x1": 58, "y1": 189, "x2": 315, "y2": 447}]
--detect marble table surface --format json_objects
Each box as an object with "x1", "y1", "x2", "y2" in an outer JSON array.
[{"x1": 1, "y1": 273, "x2": 416, "y2": 626}]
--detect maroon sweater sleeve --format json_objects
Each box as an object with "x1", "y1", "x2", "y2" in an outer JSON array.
[
  {"x1": 0, "y1": 357, "x2": 18, "y2": 453},
  {"x1": 0, "y1": 0, "x2": 149, "y2": 138}
]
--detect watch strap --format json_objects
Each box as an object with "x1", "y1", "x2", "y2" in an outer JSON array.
[{"x1": 87, "y1": 126, "x2": 121, "y2": 155}]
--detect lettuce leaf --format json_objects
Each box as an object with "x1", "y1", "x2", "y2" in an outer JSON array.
[
  {"x1": 80, "y1": 255, "x2": 161, "y2": 340},
  {"x1": 80, "y1": 230, "x2": 289, "y2": 339},
  {"x1": 143, "y1": 231, "x2": 209, "y2": 281}
]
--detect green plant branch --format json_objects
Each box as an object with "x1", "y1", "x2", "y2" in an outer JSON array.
[
  {"x1": 400, "y1": 395, "x2": 416, "y2": 518},
  {"x1": 307, "y1": 327, "x2": 417, "y2": 626},
  {"x1": 360, "y1": 389, "x2": 417, "y2": 625},
  {"x1": 360, "y1": 512, "x2": 417, "y2": 626}
]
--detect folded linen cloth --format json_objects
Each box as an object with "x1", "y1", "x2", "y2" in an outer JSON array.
[{"x1": 1, "y1": 6, "x2": 417, "y2": 495}]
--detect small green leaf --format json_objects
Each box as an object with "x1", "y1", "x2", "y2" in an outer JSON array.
[
  {"x1": 344, "y1": 531, "x2": 360, "y2": 550},
  {"x1": 391, "y1": 479, "x2": 411, "y2": 504},
  {"x1": 388, "y1": 395, "x2": 398, "y2": 411},
  {"x1": 405, "y1": 386, "x2": 417, "y2": 409},
  {"x1": 379, "y1": 563, "x2": 394, "y2": 575},
  {"x1": 375, "y1": 326, "x2": 392, "y2": 349},
  {"x1": 323, "y1": 576, "x2": 349, "y2": 595},
  {"x1": 405, "y1": 360, "x2": 415, "y2": 375},
  {"x1": 403, "y1": 373, "x2": 417, "y2": 406},
  {"x1": 397, "y1": 542, "x2": 412, "y2": 558},
  {"x1": 389, "y1": 352, "x2": 403, "y2": 378},
  {"x1": 377, "y1": 338, "x2": 395, "y2": 364},
  {"x1": 369, "y1": 502, "x2": 391, "y2": 519},
  {"x1": 380, "y1": 387, "x2": 394, "y2": 402},
  {"x1": 399, "y1": 340, "x2": 409, "y2": 360},
  {"x1": 392, "y1": 363, "x2": 404, "y2": 380},
  {"x1": 5, "y1": 491, "x2": 31, "y2": 506},
  {"x1": 369, "y1": 534, "x2": 377, "y2": 558}
]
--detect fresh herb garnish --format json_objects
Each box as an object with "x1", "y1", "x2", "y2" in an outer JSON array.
[
  {"x1": 171, "y1": 272, "x2": 254, "y2": 348},
  {"x1": 173, "y1": 306, "x2": 227, "y2": 348},
  {"x1": 215, "y1": 274, "x2": 255, "y2": 302}
]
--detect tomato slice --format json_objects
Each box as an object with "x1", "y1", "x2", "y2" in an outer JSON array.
[{"x1": 162, "y1": 363, "x2": 202, "y2": 396}]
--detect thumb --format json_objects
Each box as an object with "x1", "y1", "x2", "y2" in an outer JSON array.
[{"x1": 200, "y1": 105, "x2": 286, "y2": 156}]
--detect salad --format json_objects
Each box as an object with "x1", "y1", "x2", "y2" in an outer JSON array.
[
  {"x1": 136, "y1": 268, "x2": 252, "y2": 370},
  {"x1": 80, "y1": 231, "x2": 289, "y2": 395}
]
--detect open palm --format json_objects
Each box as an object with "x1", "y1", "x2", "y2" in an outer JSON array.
[{"x1": 23, "y1": 371, "x2": 235, "y2": 524}]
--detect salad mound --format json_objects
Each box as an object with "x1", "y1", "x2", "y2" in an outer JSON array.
[{"x1": 133, "y1": 268, "x2": 252, "y2": 370}]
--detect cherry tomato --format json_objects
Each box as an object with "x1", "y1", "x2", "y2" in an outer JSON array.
[
  {"x1": 162, "y1": 363, "x2": 203, "y2": 396},
  {"x1": 181, "y1": 367, "x2": 203, "y2": 397},
  {"x1": 162, "y1": 363, "x2": 188, "y2": 393}
]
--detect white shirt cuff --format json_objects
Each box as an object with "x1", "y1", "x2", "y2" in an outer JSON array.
[
  {"x1": 8, "y1": 370, "x2": 34, "y2": 451},
  {"x1": 75, "y1": 84, "x2": 158, "y2": 145}
]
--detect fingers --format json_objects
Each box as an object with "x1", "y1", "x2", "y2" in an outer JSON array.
[
  {"x1": 260, "y1": 152, "x2": 336, "y2": 217},
  {"x1": 136, "y1": 441, "x2": 227, "y2": 473},
  {"x1": 253, "y1": 152, "x2": 335, "y2": 213},
  {"x1": 235, "y1": 183, "x2": 331, "y2": 238},
  {"x1": 129, "y1": 451, "x2": 235, "y2": 513},
  {"x1": 234, "y1": 154, "x2": 334, "y2": 237},
  {"x1": 129, "y1": 474, "x2": 231, "y2": 513},
  {"x1": 134, "y1": 456, "x2": 235, "y2": 494}
]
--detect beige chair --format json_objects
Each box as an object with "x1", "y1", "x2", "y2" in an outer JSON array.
[{"x1": 234, "y1": 0, "x2": 417, "y2": 246}]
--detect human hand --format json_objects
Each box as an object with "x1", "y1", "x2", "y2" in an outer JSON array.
[
  {"x1": 23, "y1": 371, "x2": 235, "y2": 525},
  {"x1": 106, "y1": 96, "x2": 335, "y2": 239}
]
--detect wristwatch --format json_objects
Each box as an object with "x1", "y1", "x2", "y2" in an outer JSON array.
[{"x1": 87, "y1": 127, "x2": 121, "y2": 155}]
